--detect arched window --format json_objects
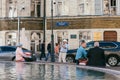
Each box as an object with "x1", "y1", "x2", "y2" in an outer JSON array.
[
  {"x1": 31, "y1": 32, "x2": 42, "y2": 52},
  {"x1": 5, "y1": 32, "x2": 17, "y2": 46}
]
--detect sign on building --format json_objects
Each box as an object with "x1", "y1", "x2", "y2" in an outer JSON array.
[{"x1": 56, "y1": 22, "x2": 69, "y2": 27}]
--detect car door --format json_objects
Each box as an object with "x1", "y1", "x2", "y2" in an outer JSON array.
[{"x1": 0, "y1": 46, "x2": 16, "y2": 61}]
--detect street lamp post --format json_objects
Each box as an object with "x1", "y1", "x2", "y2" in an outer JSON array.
[
  {"x1": 43, "y1": 0, "x2": 46, "y2": 58},
  {"x1": 18, "y1": 17, "x2": 20, "y2": 44},
  {"x1": 51, "y1": 0, "x2": 55, "y2": 62},
  {"x1": 17, "y1": 3, "x2": 25, "y2": 44}
]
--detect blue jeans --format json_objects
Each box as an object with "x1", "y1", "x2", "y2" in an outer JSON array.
[{"x1": 45, "y1": 52, "x2": 50, "y2": 61}]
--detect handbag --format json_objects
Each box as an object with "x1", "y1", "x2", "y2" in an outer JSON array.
[
  {"x1": 78, "y1": 53, "x2": 88, "y2": 65},
  {"x1": 79, "y1": 58, "x2": 88, "y2": 63}
]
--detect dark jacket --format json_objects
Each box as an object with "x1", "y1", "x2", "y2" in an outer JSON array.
[
  {"x1": 41, "y1": 43, "x2": 45, "y2": 53},
  {"x1": 47, "y1": 43, "x2": 51, "y2": 53},
  {"x1": 86, "y1": 47, "x2": 106, "y2": 67}
]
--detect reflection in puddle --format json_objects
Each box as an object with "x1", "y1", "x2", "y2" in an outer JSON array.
[
  {"x1": 0, "y1": 62, "x2": 119, "y2": 80},
  {"x1": 16, "y1": 62, "x2": 25, "y2": 80}
]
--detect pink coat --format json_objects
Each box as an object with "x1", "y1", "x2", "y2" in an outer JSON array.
[{"x1": 15, "y1": 47, "x2": 26, "y2": 62}]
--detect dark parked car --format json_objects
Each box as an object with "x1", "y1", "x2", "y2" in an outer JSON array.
[
  {"x1": 66, "y1": 41, "x2": 120, "y2": 66},
  {"x1": 0, "y1": 46, "x2": 36, "y2": 61}
]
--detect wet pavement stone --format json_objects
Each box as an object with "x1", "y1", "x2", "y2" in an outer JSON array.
[{"x1": 0, "y1": 61, "x2": 120, "y2": 80}]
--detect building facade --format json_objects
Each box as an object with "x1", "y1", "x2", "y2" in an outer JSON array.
[
  {"x1": 46, "y1": 0, "x2": 120, "y2": 16},
  {"x1": 0, "y1": 0, "x2": 7, "y2": 17},
  {"x1": 0, "y1": 0, "x2": 120, "y2": 52},
  {"x1": 1, "y1": 0, "x2": 120, "y2": 17},
  {"x1": 0, "y1": 0, "x2": 43, "y2": 18}
]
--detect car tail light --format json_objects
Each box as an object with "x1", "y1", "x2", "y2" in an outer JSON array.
[{"x1": 25, "y1": 52, "x2": 31, "y2": 56}]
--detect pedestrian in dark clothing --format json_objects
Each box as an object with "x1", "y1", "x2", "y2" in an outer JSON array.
[
  {"x1": 40, "y1": 41, "x2": 45, "y2": 60},
  {"x1": 45, "y1": 42, "x2": 51, "y2": 61},
  {"x1": 86, "y1": 42, "x2": 106, "y2": 67}
]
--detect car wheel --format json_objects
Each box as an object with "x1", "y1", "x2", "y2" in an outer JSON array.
[
  {"x1": 66, "y1": 56, "x2": 74, "y2": 63},
  {"x1": 107, "y1": 55, "x2": 119, "y2": 66}
]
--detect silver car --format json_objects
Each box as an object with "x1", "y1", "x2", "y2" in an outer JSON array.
[{"x1": 0, "y1": 46, "x2": 35, "y2": 61}]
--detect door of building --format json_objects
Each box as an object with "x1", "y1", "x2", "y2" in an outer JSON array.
[{"x1": 104, "y1": 31, "x2": 117, "y2": 41}]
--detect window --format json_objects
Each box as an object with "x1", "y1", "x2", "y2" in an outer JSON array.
[
  {"x1": 70, "y1": 34, "x2": 77, "y2": 39},
  {"x1": 103, "y1": 0, "x2": 116, "y2": 15},
  {"x1": 8, "y1": 35, "x2": 12, "y2": 38},
  {"x1": 78, "y1": 4, "x2": 84, "y2": 15},
  {"x1": 86, "y1": 42, "x2": 94, "y2": 50},
  {"x1": 100, "y1": 42, "x2": 117, "y2": 49},
  {"x1": 31, "y1": 1, "x2": 41, "y2": 17},
  {"x1": 79, "y1": 31, "x2": 91, "y2": 42},
  {"x1": 37, "y1": 4, "x2": 41, "y2": 17},
  {"x1": 111, "y1": 0, "x2": 116, "y2": 6},
  {"x1": 5, "y1": 32, "x2": 17, "y2": 46},
  {"x1": 57, "y1": 2, "x2": 62, "y2": 16},
  {"x1": 1, "y1": 47, "x2": 16, "y2": 52},
  {"x1": 103, "y1": 0, "x2": 110, "y2": 15},
  {"x1": 110, "y1": 0, "x2": 116, "y2": 15},
  {"x1": 9, "y1": 0, "x2": 13, "y2": 4}
]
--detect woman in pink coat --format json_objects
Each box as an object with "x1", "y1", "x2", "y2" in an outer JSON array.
[{"x1": 15, "y1": 43, "x2": 28, "y2": 62}]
